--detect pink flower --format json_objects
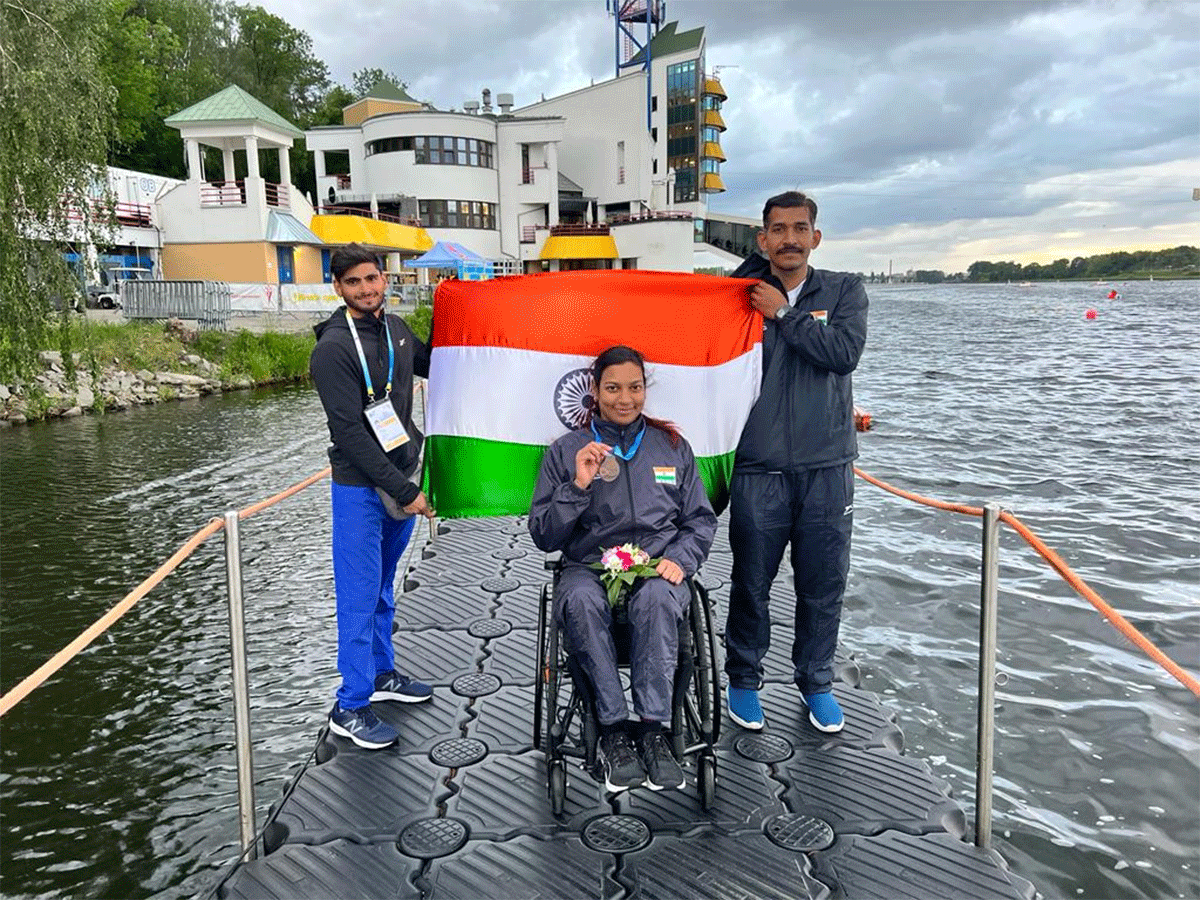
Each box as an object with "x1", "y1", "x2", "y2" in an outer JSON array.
[{"x1": 615, "y1": 549, "x2": 634, "y2": 570}]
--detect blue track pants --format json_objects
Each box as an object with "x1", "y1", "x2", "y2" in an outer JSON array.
[{"x1": 331, "y1": 482, "x2": 416, "y2": 710}]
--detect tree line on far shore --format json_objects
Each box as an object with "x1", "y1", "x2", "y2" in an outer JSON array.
[{"x1": 901, "y1": 246, "x2": 1198, "y2": 283}]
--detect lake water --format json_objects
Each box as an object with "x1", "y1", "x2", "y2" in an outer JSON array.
[{"x1": 1, "y1": 280, "x2": 1196, "y2": 899}]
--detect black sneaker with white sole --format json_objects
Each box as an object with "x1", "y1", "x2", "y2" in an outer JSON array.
[
  {"x1": 328, "y1": 703, "x2": 399, "y2": 749},
  {"x1": 597, "y1": 730, "x2": 645, "y2": 792},
  {"x1": 639, "y1": 731, "x2": 686, "y2": 790}
]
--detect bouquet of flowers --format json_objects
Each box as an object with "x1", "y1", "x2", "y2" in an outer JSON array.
[{"x1": 591, "y1": 543, "x2": 661, "y2": 607}]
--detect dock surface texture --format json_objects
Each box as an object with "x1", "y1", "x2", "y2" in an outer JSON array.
[{"x1": 219, "y1": 516, "x2": 1037, "y2": 900}]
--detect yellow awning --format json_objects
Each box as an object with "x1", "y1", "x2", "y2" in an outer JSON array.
[
  {"x1": 701, "y1": 172, "x2": 726, "y2": 193},
  {"x1": 702, "y1": 141, "x2": 726, "y2": 162},
  {"x1": 309, "y1": 214, "x2": 434, "y2": 253},
  {"x1": 703, "y1": 109, "x2": 726, "y2": 131},
  {"x1": 703, "y1": 77, "x2": 727, "y2": 100},
  {"x1": 539, "y1": 234, "x2": 619, "y2": 260}
]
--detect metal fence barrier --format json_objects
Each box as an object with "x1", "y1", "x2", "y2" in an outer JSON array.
[{"x1": 123, "y1": 281, "x2": 232, "y2": 331}]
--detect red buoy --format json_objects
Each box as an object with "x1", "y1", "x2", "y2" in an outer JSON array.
[
  {"x1": 1085, "y1": 308, "x2": 1098, "y2": 320},
  {"x1": 1107, "y1": 289, "x2": 1120, "y2": 300}
]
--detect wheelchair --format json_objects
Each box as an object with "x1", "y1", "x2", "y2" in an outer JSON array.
[{"x1": 533, "y1": 556, "x2": 721, "y2": 812}]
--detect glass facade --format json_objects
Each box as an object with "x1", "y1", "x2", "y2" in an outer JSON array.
[
  {"x1": 366, "y1": 135, "x2": 495, "y2": 168},
  {"x1": 666, "y1": 59, "x2": 699, "y2": 203},
  {"x1": 418, "y1": 199, "x2": 496, "y2": 229}
]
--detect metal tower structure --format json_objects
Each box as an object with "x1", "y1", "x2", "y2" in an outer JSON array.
[{"x1": 607, "y1": 0, "x2": 665, "y2": 129}]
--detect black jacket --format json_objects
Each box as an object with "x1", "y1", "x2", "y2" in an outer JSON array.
[
  {"x1": 528, "y1": 417, "x2": 717, "y2": 575},
  {"x1": 731, "y1": 254, "x2": 868, "y2": 471},
  {"x1": 309, "y1": 306, "x2": 430, "y2": 504}
]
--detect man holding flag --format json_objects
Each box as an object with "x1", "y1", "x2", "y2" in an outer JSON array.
[{"x1": 724, "y1": 191, "x2": 869, "y2": 735}]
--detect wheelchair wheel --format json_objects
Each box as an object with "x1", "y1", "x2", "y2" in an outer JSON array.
[
  {"x1": 542, "y1": 598, "x2": 563, "y2": 755},
  {"x1": 533, "y1": 583, "x2": 551, "y2": 749},
  {"x1": 548, "y1": 757, "x2": 567, "y2": 816},
  {"x1": 695, "y1": 582, "x2": 722, "y2": 745},
  {"x1": 698, "y1": 749, "x2": 717, "y2": 811}
]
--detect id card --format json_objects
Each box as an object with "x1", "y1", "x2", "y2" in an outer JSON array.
[{"x1": 364, "y1": 398, "x2": 410, "y2": 452}]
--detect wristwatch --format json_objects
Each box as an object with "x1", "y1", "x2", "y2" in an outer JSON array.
[{"x1": 774, "y1": 304, "x2": 790, "y2": 320}]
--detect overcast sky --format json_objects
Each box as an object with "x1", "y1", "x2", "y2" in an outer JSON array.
[{"x1": 258, "y1": 0, "x2": 1197, "y2": 274}]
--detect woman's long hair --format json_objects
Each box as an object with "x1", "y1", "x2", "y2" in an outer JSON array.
[{"x1": 587, "y1": 345, "x2": 680, "y2": 448}]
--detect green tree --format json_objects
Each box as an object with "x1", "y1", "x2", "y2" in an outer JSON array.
[
  {"x1": 224, "y1": 4, "x2": 330, "y2": 122},
  {"x1": 351, "y1": 67, "x2": 407, "y2": 99},
  {"x1": 0, "y1": 0, "x2": 115, "y2": 381}
]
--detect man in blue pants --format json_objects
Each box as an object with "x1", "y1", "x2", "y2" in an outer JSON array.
[
  {"x1": 724, "y1": 192, "x2": 868, "y2": 734},
  {"x1": 310, "y1": 243, "x2": 437, "y2": 749}
]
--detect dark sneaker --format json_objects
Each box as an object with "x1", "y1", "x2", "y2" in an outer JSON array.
[
  {"x1": 597, "y1": 730, "x2": 645, "y2": 793},
  {"x1": 639, "y1": 731, "x2": 686, "y2": 791},
  {"x1": 727, "y1": 686, "x2": 764, "y2": 730},
  {"x1": 328, "y1": 703, "x2": 399, "y2": 749},
  {"x1": 801, "y1": 691, "x2": 844, "y2": 733},
  {"x1": 371, "y1": 670, "x2": 433, "y2": 703}
]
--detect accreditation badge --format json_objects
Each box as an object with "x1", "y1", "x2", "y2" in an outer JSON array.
[{"x1": 364, "y1": 398, "x2": 410, "y2": 452}]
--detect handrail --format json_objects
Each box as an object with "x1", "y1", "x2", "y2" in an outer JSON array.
[
  {"x1": 854, "y1": 467, "x2": 1200, "y2": 697},
  {"x1": 0, "y1": 466, "x2": 332, "y2": 717}
]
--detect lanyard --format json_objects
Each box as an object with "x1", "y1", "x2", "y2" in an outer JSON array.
[
  {"x1": 344, "y1": 309, "x2": 393, "y2": 402},
  {"x1": 591, "y1": 420, "x2": 646, "y2": 460}
]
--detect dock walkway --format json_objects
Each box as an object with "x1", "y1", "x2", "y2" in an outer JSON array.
[{"x1": 218, "y1": 515, "x2": 1037, "y2": 899}]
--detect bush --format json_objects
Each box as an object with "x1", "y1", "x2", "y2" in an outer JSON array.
[{"x1": 404, "y1": 306, "x2": 432, "y2": 342}]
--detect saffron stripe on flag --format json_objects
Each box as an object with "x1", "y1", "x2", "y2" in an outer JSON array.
[{"x1": 431, "y1": 270, "x2": 760, "y2": 365}]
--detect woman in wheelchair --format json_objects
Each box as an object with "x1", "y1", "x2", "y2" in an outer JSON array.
[{"x1": 529, "y1": 345, "x2": 717, "y2": 792}]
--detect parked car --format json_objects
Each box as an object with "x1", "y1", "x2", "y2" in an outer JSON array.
[{"x1": 87, "y1": 266, "x2": 153, "y2": 309}]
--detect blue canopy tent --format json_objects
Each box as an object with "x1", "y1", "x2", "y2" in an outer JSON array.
[{"x1": 403, "y1": 241, "x2": 492, "y2": 280}]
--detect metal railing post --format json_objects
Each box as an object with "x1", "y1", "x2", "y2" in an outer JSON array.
[
  {"x1": 223, "y1": 511, "x2": 257, "y2": 859},
  {"x1": 975, "y1": 502, "x2": 1001, "y2": 848}
]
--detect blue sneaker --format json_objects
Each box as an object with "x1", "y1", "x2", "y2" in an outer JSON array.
[
  {"x1": 727, "y1": 686, "x2": 764, "y2": 730},
  {"x1": 801, "y1": 691, "x2": 844, "y2": 733},
  {"x1": 328, "y1": 703, "x2": 399, "y2": 749},
  {"x1": 371, "y1": 670, "x2": 433, "y2": 703}
]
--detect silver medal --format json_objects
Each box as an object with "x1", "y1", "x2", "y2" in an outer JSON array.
[{"x1": 598, "y1": 454, "x2": 620, "y2": 482}]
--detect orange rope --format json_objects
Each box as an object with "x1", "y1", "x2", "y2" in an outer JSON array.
[
  {"x1": 0, "y1": 468, "x2": 333, "y2": 717},
  {"x1": 0, "y1": 516, "x2": 224, "y2": 716},
  {"x1": 998, "y1": 510, "x2": 1200, "y2": 697},
  {"x1": 238, "y1": 467, "x2": 330, "y2": 520},
  {"x1": 854, "y1": 467, "x2": 1200, "y2": 698}
]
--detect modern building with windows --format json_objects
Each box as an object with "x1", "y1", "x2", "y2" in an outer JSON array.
[{"x1": 305, "y1": 10, "x2": 727, "y2": 273}]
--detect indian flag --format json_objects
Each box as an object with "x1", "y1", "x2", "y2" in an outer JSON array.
[{"x1": 424, "y1": 270, "x2": 761, "y2": 517}]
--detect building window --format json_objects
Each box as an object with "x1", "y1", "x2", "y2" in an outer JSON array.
[
  {"x1": 365, "y1": 136, "x2": 414, "y2": 156},
  {"x1": 411, "y1": 136, "x2": 494, "y2": 167},
  {"x1": 666, "y1": 59, "x2": 701, "y2": 203},
  {"x1": 617, "y1": 141, "x2": 625, "y2": 185},
  {"x1": 651, "y1": 95, "x2": 658, "y2": 112},
  {"x1": 418, "y1": 199, "x2": 496, "y2": 229}
]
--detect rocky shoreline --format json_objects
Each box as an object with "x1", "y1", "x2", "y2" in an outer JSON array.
[{"x1": 0, "y1": 350, "x2": 263, "y2": 425}]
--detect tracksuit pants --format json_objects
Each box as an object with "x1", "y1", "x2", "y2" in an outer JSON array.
[
  {"x1": 555, "y1": 565, "x2": 690, "y2": 726},
  {"x1": 331, "y1": 482, "x2": 416, "y2": 710},
  {"x1": 724, "y1": 464, "x2": 853, "y2": 695}
]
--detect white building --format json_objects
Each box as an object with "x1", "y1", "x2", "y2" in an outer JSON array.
[{"x1": 305, "y1": 14, "x2": 726, "y2": 273}]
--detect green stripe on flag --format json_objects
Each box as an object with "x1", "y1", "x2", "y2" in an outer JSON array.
[
  {"x1": 423, "y1": 435, "x2": 547, "y2": 518},
  {"x1": 695, "y1": 451, "x2": 735, "y2": 517},
  {"x1": 425, "y1": 435, "x2": 737, "y2": 519}
]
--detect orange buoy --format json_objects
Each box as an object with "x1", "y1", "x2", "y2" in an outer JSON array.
[
  {"x1": 1085, "y1": 308, "x2": 1098, "y2": 320},
  {"x1": 854, "y1": 406, "x2": 872, "y2": 431}
]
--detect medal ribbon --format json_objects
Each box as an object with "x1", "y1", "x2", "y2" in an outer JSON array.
[
  {"x1": 591, "y1": 420, "x2": 646, "y2": 460},
  {"x1": 345, "y1": 309, "x2": 394, "y2": 402}
]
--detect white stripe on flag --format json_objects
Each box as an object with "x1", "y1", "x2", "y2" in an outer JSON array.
[{"x1": 427, "y1": 345, "x2": 760, "y2": 458}]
